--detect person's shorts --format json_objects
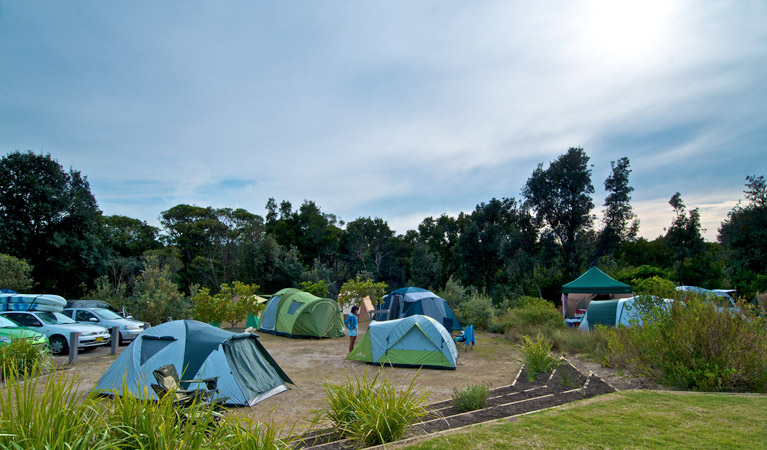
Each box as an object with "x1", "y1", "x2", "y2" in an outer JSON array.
[{"x1": 348, "y1": 329, "x2": 357, "y2": 337}]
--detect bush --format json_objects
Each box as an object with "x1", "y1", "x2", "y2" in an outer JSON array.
[
  {"x1": 519, "y1": 334, "x2": 559, "y2": 381},
  {"x1": 458, "y1": 293, "x2": 495, "y2": 331},
  {"x1": 316, "y1": 369, "x2": 429, "y2": 446},
  {"x1": 0, "y1": 339, "x2": 52, "y2": 381},
  {"x1": 602, "y1": 296, "x2": 767, "y2": 392},
  {"x1": 504, "y1": 297, "x2": 565, "y2": 342},
  {"x1": 549, "y1": 326, "x2": 610, "y2": 358},
  {"x1": 451, "y1": 384, "x2": 489, "y2": 412}
]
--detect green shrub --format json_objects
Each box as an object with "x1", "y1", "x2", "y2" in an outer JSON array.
[
  {"x1": 0, "y1": 338, "x2": 52, "y2": 381},
  {"x1": 489, "y1": 310, "x2": 514, "y2": 334},
  {"x1": 504, "y1": 298, "x2": 566, "y2": 342},
  {"x1": 549, "y1": 326, "x2": 610, "y2": 357},
  {"x1": 451, "y1": 384, "x2": 489, "y2": 412},
  {"x1": 458, "y1": 293, "x2": 495, "y2": 331},
  {"x1": 317, "y1": 369, "x2": 429, "y2": 446},
  {"x1": 602, "y1": 296, "x2": 767, "y2": 392},
  {"x1": 519, "y1": 334, "x2": 560, "y2": 381}
]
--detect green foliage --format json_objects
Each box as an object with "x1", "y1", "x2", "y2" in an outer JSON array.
[
  {"x1": 503, "y1": 297, "x2": 566, "y2": 342},
  {"x1": 601, "y1": 294, "x2": 767, "y2": 392},
  {"x1": 0, "y1": 151, "x2": 104, "y2": 297},
  {"x1": 719, "y1": 175, "x2": 767, "y2": 297},
  {"x1": 523, "y1": 147, "x2": 594, "y2": 278},
  {"x1": 457, "y1": 293, "x2": 495, "y2": 330},
  {"x1": 316, "y1": 369, "x2": 429, "y2": 446},
  {"x1": 0, "y1": 253, "x2": 33, "y2": 292},
  {"x1": 451, "y1": 384, "x2": 489, "y2": 412},
  {"x1": 437, "y1": 275, "x2": 471, "y2": 312},
  {"x1": 0, "y1": 339, "x2": 52, "y2": 381},
  {"x1": 337, "y1": 276, "x2": 388, "y2": 307},
  {"x1": 300, "y1": 280, "x2": 329, "y2": 298},
  {"x1": 633, "y1": 276, "x2": 676, "y2": 297},
  {"x1": 134, "y1": 254, "x2": 190, "y2": 325},
  {"x1": 519, "y1": 334, "x2": 560, "y2": 381},
  {"x1": 193, "y1": 282, "x2": 263, "y2": 327}
]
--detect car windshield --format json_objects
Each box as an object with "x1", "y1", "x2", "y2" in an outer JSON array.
[
  {"x1": 0, "y1": 316, "x2": 20, "y2": 328},
  {"x1": 37, "y1": 312, "x2": 77, "y2": 325},
  {"x1": 93, "y1": 308, "x2": 121, "y2": 320}
]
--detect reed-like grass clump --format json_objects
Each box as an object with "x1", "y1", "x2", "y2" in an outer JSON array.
[
  {"x1": 317, "y1": 369, "x2": 429, "y2": 447},
  {"x1": 0, "y1": 338, "x2": 52, "y2": 381},
  {"x1": 0, "y1": 364, "x2": 290, "y2": 449},
  {"x1": 519, "y1": 334, "x2": 559, "y2": 381}
]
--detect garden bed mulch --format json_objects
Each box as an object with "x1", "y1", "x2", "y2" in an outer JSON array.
[{"x1": 295, "y1": 359, "x2": 615, "y2": 450}]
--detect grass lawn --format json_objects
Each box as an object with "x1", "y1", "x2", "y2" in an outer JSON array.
[{"x1": 402, "y1": 390, "x2": 767, "y2": 450}]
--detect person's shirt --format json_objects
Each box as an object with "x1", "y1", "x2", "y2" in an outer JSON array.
[{"x1": 344, "y1": 313, "x2": 358, "y2": 331}]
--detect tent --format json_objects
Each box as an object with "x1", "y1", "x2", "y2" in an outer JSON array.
[
  {"x1": 562, "y1": 267, "x2": 633, "y2": 318},
  {"x1": 341, "y1": 296, "x2": 376, "y2": 323},
  {"x1": 347, "y1": 315, "x2": 458, "y2": 369},
  {"x1": 579, "y1": 296, "x2": 674, "y2": 331},
  {"x1": 95, "y1": 320, "x2": 292, "y2": 406},
  {"x1": 258, "y1": 288, "x2": 345, "y2": 338},
  {"x1": 374, "y1": 287, "x2": 462, "y2": 332}
]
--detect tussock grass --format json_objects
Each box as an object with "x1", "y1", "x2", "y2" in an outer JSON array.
[
  {"x1": 0, "y1": 364, "x2": 290, "y2": 449},
  {"x1": 0, "y1": 338, "x2": 52, "y2": 381},
  {"x1": 315, "y1": 368, "x2": 429, "y2": 447},
  {"x1": 519, "y1": 334, "x2": 559, "y2": 381}
]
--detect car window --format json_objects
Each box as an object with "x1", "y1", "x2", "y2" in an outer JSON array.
[
  {"x1": 93, "y1": 308, "x2": 121, "y2": 320},
  {"x1": 36, "y1": 312, "x2": 77, "y2": 325},
  {"x1": 4, "y1": 313, "x2": 41, "y2": 327},
  {"x1": 0, "y1": 316, "x2": 20, "y2": 328},
  {"x1": 75, "y1": 310, "x2": 97, "y2": 322}
]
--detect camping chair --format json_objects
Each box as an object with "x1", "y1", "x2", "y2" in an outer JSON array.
[
  {"x1": 150, "y1": 364, "x2": 226, "y2": 406},
  {"x1": 454, "y1": 325, "x2": 475, "y2": 351}
]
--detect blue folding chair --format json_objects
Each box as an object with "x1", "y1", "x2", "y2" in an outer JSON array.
[{"x1": 454, "y1": 325, "x2": 475, "y2": 351}]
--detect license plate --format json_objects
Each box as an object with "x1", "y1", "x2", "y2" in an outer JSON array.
[{"x1": 96, "y1": 337, "x2": 104, "y2": 342}]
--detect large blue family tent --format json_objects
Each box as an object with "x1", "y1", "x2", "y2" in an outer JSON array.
[
  {"x1": 347, "y1": 315, "x2": 458, "y2": 369},
  {"x1": 374, "y1": 287, "x2": 462, "y2": 332},
  {"x1": 95, "y1": 320, "x2": 293, "y2": 406}
]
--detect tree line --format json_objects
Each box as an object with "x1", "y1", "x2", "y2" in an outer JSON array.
[{"x1": 1, "y1": 149, "x2": 764, "y2": 311}]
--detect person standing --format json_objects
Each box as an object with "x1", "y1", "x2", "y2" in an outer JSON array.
[{"x1": 345, "y1": 305, "x2": 359, "y2": 353}]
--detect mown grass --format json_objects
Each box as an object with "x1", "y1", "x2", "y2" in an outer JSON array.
[{"x1": 403, "y1": 390, "x2": 767, "y2": 450}]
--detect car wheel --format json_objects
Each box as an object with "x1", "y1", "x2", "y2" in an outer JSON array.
[{"x1": 49, "y1": 335, "x2": 68, "y2": 355}]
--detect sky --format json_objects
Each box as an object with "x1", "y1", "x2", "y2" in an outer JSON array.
[{"x1": 1, "y1": 1, "x2": 765, "y2": 242}]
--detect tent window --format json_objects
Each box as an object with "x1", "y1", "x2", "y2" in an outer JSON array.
[
  {"x1": 141, "y1": 336, "x2": 176, "y2": 365},
  {"x1": 287, "y1": 301, "x2": 302, "y2": 315}
]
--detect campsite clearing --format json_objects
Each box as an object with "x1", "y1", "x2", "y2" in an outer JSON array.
[{"x1": 55, "y1": 322, "x2": 522, "y2": 431}]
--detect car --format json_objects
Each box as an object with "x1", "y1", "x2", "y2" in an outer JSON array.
[
  {"x1": 62, "y1": 307, "x2": 146, "y2": 344},
  {"x1": 65, "y1": 299, "x2": 133, "y2": 318},
  {"x1": 0, "y1": 311, "x2": 111, "y2": 355},
  {"x1": 0, "y1": 315, "x2": 49, "y2": 347}
]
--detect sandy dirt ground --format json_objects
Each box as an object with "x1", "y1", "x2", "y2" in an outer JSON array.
[{"x1": 51, "y1": 322, "x2": 523, "y2": 432}]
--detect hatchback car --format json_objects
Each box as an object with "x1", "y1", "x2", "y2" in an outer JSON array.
[
  {"x1": 0, "y1": 315, "x2": 48, "y2": 347},
  {"x1": 62, "y1": 307, "x2": 145, "y2": 344},
  {"x1": 0, "y1": 311, "x2": 110, "y2": 355}
]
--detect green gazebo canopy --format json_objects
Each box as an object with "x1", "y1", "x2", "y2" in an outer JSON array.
[{"x1": 562, "y1": 266, "x2": 632, "y2": 294}]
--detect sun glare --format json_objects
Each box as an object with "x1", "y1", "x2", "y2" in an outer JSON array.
[{"x1": 578, "y1": 0, "x2": 676, "y2": 65}]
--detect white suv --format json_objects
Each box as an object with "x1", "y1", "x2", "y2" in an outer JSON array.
[{"x1": 0, "y1": 311, "x2": 111, "y2": 355}]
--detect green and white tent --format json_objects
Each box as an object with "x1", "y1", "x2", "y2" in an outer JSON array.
[
  {"x1": 95, "y1": 320, "x2": 293, "y2": 406},
  {"x1": 347, "y1": 315, "x2": 458, "y2": 369},
  {"x1": 258, "y1": 288, "x2": 345, "y2": 338}
]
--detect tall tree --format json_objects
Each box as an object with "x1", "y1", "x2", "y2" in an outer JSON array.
[
  {"x1": 665, "y1": 193, "x2": 705, "y2": 285},
  {"x1": 596, "y1": 157, "x2": 638, "y2": 257},
  {"x1": 0, "y1": 151, "x2": 105, "y2": 296},
  {"x1": 719, "y1": 175, "x2": 767, "y2": 295},
  {"x1": 523, "y1": 147, "x2": 594, "y2": 278},
  {"x1": 343, "y1": 217, "x2": 396, "y2": 280}
]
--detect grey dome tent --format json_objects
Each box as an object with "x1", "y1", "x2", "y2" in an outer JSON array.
[
  {"x1": 374, "y1": 287, "x2": 462, "y2": 332},
  {"x1": 95, "y1": 320, "x2": 292, "y2": 406}
]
